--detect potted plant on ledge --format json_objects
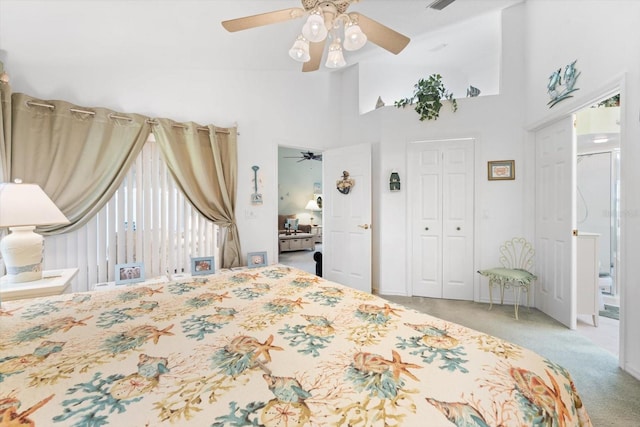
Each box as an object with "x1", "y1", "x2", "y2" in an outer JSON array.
[{"x1": 395, "y1": 73, "x2": 457, "y2": 121}]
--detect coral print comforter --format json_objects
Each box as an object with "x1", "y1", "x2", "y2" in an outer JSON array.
[{"x1": 0, "y1": 265, "x2": 591, "y2": 426}]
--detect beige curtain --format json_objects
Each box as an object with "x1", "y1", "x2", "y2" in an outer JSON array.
[
  {"x1": 152, "y1": 119, "x2": 241, "y2": 268},
  {"x1": 11, "y1": 93, "x2": 151, "y2": 233},
  {"x1": 0, "y1": 80, "x2": 11, "y2": 182}
]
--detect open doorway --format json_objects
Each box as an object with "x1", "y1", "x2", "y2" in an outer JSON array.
[
  {"x1": 575, "y1": 93, "x2": 620, "y2": 356},
  {"x1": 277, "y1": 146, "x2": 323, "y2": 275}
]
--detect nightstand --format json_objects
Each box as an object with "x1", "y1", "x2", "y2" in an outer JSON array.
[
  {"x1": 0, "y1": 268, "x2": 79, "y2": 302},
  {"x1": 92, "y1": 273, "x2": 188, "y2": 292}
]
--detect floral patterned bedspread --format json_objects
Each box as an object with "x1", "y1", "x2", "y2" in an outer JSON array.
[{"x1": 0, "y1": 265, "x2": 592, "y2": 426}]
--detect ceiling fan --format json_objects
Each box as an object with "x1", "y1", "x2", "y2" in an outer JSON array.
[
  {"x1": 221, "y1": 0, "x2": 410, "y2": 72},
  {"x1": 285, "y1": 151, "x2": 323, "y2": 162}
]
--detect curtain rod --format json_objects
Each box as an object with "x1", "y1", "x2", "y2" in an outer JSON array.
[
  {"x1": 27, "y1": 101, "x2": 132, "y2": 121},
  {"x1": 146, "y1": 120, "x2": 230, "y2": 134},
  {"x1": 25, "y1": 100, "x2": 237, "y2": 134}
]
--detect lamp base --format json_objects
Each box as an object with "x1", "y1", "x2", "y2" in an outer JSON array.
[{"x1": 0, "y1": 226, "x2": 44, "y2": 283}]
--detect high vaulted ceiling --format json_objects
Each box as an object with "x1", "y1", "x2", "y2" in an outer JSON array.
[{"x1": 1, "y1": 0, "x2": 524, "y2": 74}]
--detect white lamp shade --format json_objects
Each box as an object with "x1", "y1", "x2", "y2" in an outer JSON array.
[
  {"x1": 343, "y1": 24, "x2": 367, "y2": 51},
  {"x1": 305, "y1": 199, "x2": 321, "y2": 211},
  {"x1": 288, "y1": 35, "x2": 310, "y2": 62},
  {"x1": 302, "y1": 13, "x2": 328, "y2": 43},
  {"x1": 0, "y1": 182, "x2": 69, "y2": 227},
  {"x1": 325, "y1": 39, "x2": 346, "y2": 68}
]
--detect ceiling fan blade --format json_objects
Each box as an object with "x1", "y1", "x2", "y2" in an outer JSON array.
[
  {"x1": 356, "y1": 13, "x2": 410, "y2": 55},
  {"x1": 222, "y1": 8, "x2": 304, "y2": 32},
  {"x1": 302, "y1": 41, "x2": 325, "y2": 72}
]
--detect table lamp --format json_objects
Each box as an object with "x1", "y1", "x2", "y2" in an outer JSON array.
[
  {"x1": 305, "y1": 198, "x2": 321, "y2": 226},
  {"x1": 0, "y1": 180, "x2": 69, "y2": 283}
]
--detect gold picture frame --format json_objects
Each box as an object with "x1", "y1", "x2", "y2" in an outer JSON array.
[{"x1": 488, "y1": 160, "x2": 515, "y2": 181}]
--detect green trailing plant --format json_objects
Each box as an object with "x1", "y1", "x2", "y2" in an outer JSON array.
[{"x1": 394, "y1": 74, "x2": 458, "y2": 121}]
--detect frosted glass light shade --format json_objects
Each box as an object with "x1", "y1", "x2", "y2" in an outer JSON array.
[
  {"x1": 0, "y1": 182, "x2": 69, "y2": 283},
  {"x1": 343, "y1": 24, "x2": 367, "y2": 51},
  {"x1": 302, "y1": 13, "x2": 327, "y2": 43},
  {"x1": 288, "y1": 36, "x2": 310, "y2": 62},
  {"x1": 325, "y1": 39, "x2": 346, "y2": 68}
]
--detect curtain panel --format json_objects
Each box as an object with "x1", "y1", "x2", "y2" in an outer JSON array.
[
  {"x1": 0, "y1": 80, "x2": 11, "y2": 182},
  {"x1": 10, "y1": 93, "x2": 151, "y2": 234},
  {"x1": 152, "y1": 119, "x2": 241, "y2": 268}
]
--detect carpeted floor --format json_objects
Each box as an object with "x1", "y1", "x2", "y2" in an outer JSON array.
[{"x1": 381, "y1": 295, "x2": 640, "y2": 427}]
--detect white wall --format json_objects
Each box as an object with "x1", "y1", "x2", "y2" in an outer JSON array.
[
  {"x1": 357, "y1": 11, "x2": 503, "y2": 114},
  {"x1": 0, "y1": 0, "x2": 344, "y2": 266},
  {"x1": 338, "y1": 5, "x2": 527, "y2": 300},
  {"x1": 522, "y1": 0, "x2": 640, "y2": 381}
]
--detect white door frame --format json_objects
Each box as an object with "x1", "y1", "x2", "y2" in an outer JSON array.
[{"x1": 527, "y1": 75, "x2": 626, "y2": 366}]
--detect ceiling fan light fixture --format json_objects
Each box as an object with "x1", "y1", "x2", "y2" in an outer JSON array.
[
  {"x1": 302, "y1": 12, "x2": 328, "y2": 43},
  {"x1": 343, "y1": 23, "x2": 367, "y2": 51},
  {"x1": 288, "y1": 35, "x2": 310, "y2": 62},
  {"x1": 325, "y1": 38, "x2": 346, "y2": 68}
]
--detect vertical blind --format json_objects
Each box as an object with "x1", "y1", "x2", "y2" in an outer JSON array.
[{"x1": 43, "y1": 138, "x2": 219, "y2": 292}]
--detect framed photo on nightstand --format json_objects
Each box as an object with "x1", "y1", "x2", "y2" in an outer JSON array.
[
  {"x1": 191, "y1": 256, "x2": 215, "y2": 275},
  {"x1": 247, "y1": 251, "x2": 267, "y2": 268},
  {"x1": 115, "y1": 262, "x2": 145, "y2": 285}
]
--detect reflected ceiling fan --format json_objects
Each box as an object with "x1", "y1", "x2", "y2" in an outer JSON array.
[
  {"x1": 221, "y1": 0, "x2": 410, "y2": 72},
  {"x1": 285, "y1": 151, "x2": 323, "y2": 162}
]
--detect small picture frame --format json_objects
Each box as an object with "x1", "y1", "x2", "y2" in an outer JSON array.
[
  {"x1": 191, "y1": 256, "x2": 215, "y2": 275},
  {"x1": 247, "y1": 251, "x2": 268, "y2": 268},
  {"x1": 488, "y1": 160, "x2": 515, "y2": 180},
  {"x1": 115, "y1": 262, "x2": 145, "y2": 285}
]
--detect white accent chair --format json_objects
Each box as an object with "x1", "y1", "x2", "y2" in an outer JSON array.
[{"x1": 478, "y1": 238, "x2": 537, "y2": 319}]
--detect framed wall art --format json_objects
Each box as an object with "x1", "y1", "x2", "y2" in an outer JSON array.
[
  {"x1": 115, "y1": 262, "x2": 145, "y2": 285},
  {"x1": 191, "y1": 256, "x2": 215, "y2": 275},
  {"x1": 488, "y1": 160, "x2": 515, "y2": 181}
]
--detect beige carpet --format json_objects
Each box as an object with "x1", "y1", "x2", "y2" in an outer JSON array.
[{"x1": 381, "y1": 295, "x2": 640, "y2": 427}]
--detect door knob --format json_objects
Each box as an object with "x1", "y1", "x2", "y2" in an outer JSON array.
[
  {"x1": 456, "y1": 227, "x2": 461, "y2": 231},
  {"x1": 358, "y1": 224, "x2": 370, "y2": 230},
  {"x1": 425, "y1": 227, "x2": 429, "y2": 231}
]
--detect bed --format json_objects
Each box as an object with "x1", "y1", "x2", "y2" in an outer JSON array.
[{"x1": 0, "y1": 265, "x2": 592, "y2": 426}]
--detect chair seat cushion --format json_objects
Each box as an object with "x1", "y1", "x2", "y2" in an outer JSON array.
[{"x1": 478, "y1": 268, "x2": 537, "y2": 284}]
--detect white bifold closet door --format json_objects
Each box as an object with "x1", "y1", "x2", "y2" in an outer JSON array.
[{"x1": 408, "y1": 139, "x2": 475, "y2": 300}]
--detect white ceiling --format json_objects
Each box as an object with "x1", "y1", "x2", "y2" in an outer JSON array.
[{"x1": 0, "y1": 0, "x2": 524, "y2": 74}]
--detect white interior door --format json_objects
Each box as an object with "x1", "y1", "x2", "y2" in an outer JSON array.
[
  {"x1": 535, "y1": 116, "x2": 577, "y2": 329},
  {"x1": 409, "y1": 139, "x2": 474, "y2": 300},
  {"x1": 322, "y1": 143, "x2": 372, "y2": 293}
]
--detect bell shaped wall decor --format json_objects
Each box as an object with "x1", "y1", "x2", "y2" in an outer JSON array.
[{"x1": 390, "y1": 170, "x2": 401, "y2": 192}]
